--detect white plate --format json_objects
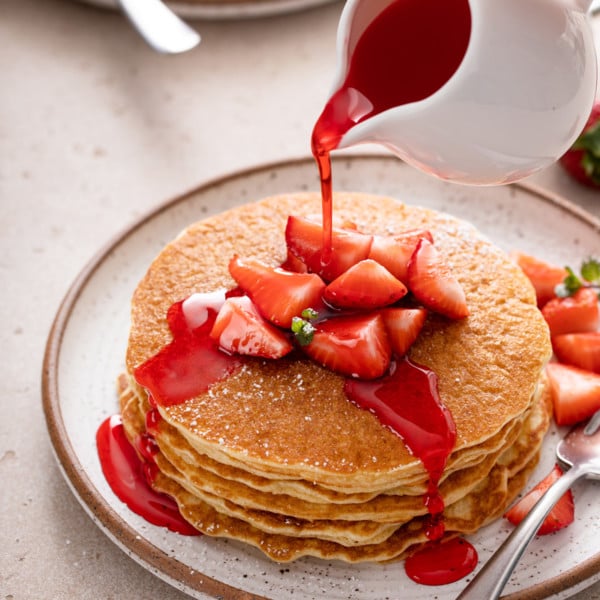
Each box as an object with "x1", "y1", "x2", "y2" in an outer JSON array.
[
  {"x1": 43, "y1": 154, "x2": 600, "y2": 600},
  {"x1": 76, "y1": 0, "x2": 340, "y2": 20}
]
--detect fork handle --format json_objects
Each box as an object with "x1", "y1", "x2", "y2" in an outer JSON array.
[{"x1": 456, "y1": 464, "x2": 585, "y2": 600}]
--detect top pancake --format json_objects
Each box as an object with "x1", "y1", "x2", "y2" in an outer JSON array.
[{"x1": 126, "y1": 192, "x2": 551, "y2": 490}]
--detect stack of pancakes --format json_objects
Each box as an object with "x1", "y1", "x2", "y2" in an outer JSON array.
[{"x1": 118, "y1": 192, "x2": 552, "y2": 563}]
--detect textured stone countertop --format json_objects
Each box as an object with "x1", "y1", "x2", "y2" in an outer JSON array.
[{"x1": 1, "y1": 1, "x2": 599, "y2": 598}]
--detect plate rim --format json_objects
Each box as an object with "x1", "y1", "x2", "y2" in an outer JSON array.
[
  {"x1": 75, "y1": 0, "x2": 342, "y2": 20},
  {"x1": 42, "y1": 153, "x2": 600, "y2": 600}
]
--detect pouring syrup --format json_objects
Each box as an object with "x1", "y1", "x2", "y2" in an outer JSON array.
[{"x1": 312, "y1": 0, "x2": 471, "y2": 264}]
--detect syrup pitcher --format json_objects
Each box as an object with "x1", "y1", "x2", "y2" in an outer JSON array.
[{"x1": 312, "y1": 0, "x2": 598, "y2": 185}]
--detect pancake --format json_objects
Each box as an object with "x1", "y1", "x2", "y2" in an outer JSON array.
[
  {"x1": 119, "y1": 191, "x2": 552, "y2": 562},
  {"x1": 118, "y1": 372, "x2": 550, "y2": 556}
]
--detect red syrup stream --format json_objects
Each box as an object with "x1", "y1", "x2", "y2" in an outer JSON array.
[
  {"x1": 345, "y1": 358, "x2": 456, "y2": 539},
  {"x1": 345, "y1": 359, "x2": 478, "y2": 586},
  {"x1": 311, "y1": 0, "x2": 471, "y2": 267}
]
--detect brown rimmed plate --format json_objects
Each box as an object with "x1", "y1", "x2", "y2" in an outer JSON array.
[{"x1": 43, "y1": 154, "x2": 600, "y2": 600}]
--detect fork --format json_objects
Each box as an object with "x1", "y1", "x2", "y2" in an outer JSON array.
[{"x1": 457, "y1": 409, "x2": 600, "y2": 599}]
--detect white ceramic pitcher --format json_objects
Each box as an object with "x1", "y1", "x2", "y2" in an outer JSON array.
[{"x1": 325, "y1": 0, "x2": 598, "y2": 185}]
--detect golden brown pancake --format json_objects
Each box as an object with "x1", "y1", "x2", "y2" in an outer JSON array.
[{"x1": 120, "y1": 192, "x2": 552, "y2": 562}]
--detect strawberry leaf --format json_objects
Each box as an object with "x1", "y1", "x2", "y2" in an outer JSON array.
[
  {"x1": 291, "y1": 316, "x2": 316, "y2": 346},
  {"x1": 581, "y1": 257, "x2": 600, "y2": 285},
  {"x1": 573, "y1": 122, "x2": 600, "y2": 185},
  {"x1": 555, "y1": 258, "x2": 600, "y2": 299},
  {"x1": 555, "y1": 266, "x2": 583, "y2": 298},
  {"x1": 301, "y1": 307, "x2": 319, "y2": 320}
]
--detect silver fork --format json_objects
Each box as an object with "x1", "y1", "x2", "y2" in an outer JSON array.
[{"x1": 457, "y1": 410, "x2": 600, "y2": 599}]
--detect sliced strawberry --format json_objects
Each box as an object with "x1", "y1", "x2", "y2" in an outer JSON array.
[
  {"x1": 552, "y1": 332, "x2": 600, "y2": 374},
  {"x1": 541, "y1": 287, "x2": 599, "y2": 337},
  {"x1": 406, "y1": 238, "x2": 469, "y2": 319},
  {"x1": 323, "y1": 259, "x2": 408, "y2": 310},
  {"x1": 369, "y1": 229, "x2": 434, "y2": 284},
  {"x1": 209, "y1": 296, "x2": 293, "y2": 359},
  {"x1": 510, "y1": 251, "x2": 568, "y2": 308},
  {"x1": 546, "y1": 362, "x2": 600, "y2": 425},
  {"x1": 380, "y1": 307, "x2": 428, "y2": 356},
  {"x1": 228, "y1": 256, "x2": 325, "y2": 328},
  {"x1": 302, "y1": 313, "x2": 391, "y2": 379},
  {"x1": 504, "y1": 464, "x2": 574, "y2": 535},
  {"x1": 285, "y1": 215, "x2": 372, "y2": 282}
]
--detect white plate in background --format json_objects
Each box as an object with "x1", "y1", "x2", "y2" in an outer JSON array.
[{"x1": 75, "y1": 0, "x2": 341, "y2": 20}]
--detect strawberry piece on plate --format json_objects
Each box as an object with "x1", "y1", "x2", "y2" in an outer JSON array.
[
  {"x1": 546, "y1": 362, "x2": 600, "y2": 425},
  {"x1": 407, "y1": 238, "x2": 469, "y2": 319},
  {"x1": 552, "y1": 332, "x2": 600, "y2": 374},
  {"x1": 510, "y1": 251, "x2": 568, "y2": 308},
  {"x1": 229, "y1": 256, "x2": 325, "y2": 328},
  {"x1": 302, "y1": 312, "x2": 391, "y2": 379},
  {"x1": 504, "y1": 464, "x2": 574, "y2": 535},
  {"x1": 285, "y1": 215, "x2": 373, "y2": 282},
  {"x1": 369, "y1": 229, "x2": 434, "y2": 284},
  {"x1": 210, "y1": 296, "x2": 293, "y2": 359},
  {"x1": 323, "y1": 259, "x2": 408, "y2": 310},
  {"x1": 541, "y1": 287, "x2": 599, "y2": 337},
  {"x1": 380, "y1": 307, "x2": 428, "y2": 356}
]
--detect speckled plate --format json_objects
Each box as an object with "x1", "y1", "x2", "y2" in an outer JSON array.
[
  {"x1": 43, "y1": 154, "x2": 600, "y2": 600},
  {"x1": 76, "y1": 0, "x2": 341, "y2": 20}
]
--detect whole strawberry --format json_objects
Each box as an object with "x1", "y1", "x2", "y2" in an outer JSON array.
[{"x1": 559, "y1": 102, "x2": 600, "y2": 189}]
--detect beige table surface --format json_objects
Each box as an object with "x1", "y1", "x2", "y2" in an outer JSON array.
[{"x1": 1, "y1": 1, "x2": 600, "y2": 598}]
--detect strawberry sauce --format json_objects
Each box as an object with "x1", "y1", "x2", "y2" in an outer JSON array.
[
  {"x1": 405, "y1": 537, "x2": 478, "y2": 585},
  {"x1": 134, "y1": 300, "x2": 242, "y2": 407},
  {"x1": 96, "y1": 414, "x2": 199, "y2": 535},
  {"x1": 345, "y1": 357, "x2": 456, "y2": 540},
  {"x1": 97, "y1": 300, "x2": 243, "y2": 535},
  {"x1": 97, "y1": 283, "x2": 475, "y2": 582},
  {"x1": 312, "y1": 0, "x2": 471, "y2": 261}
]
